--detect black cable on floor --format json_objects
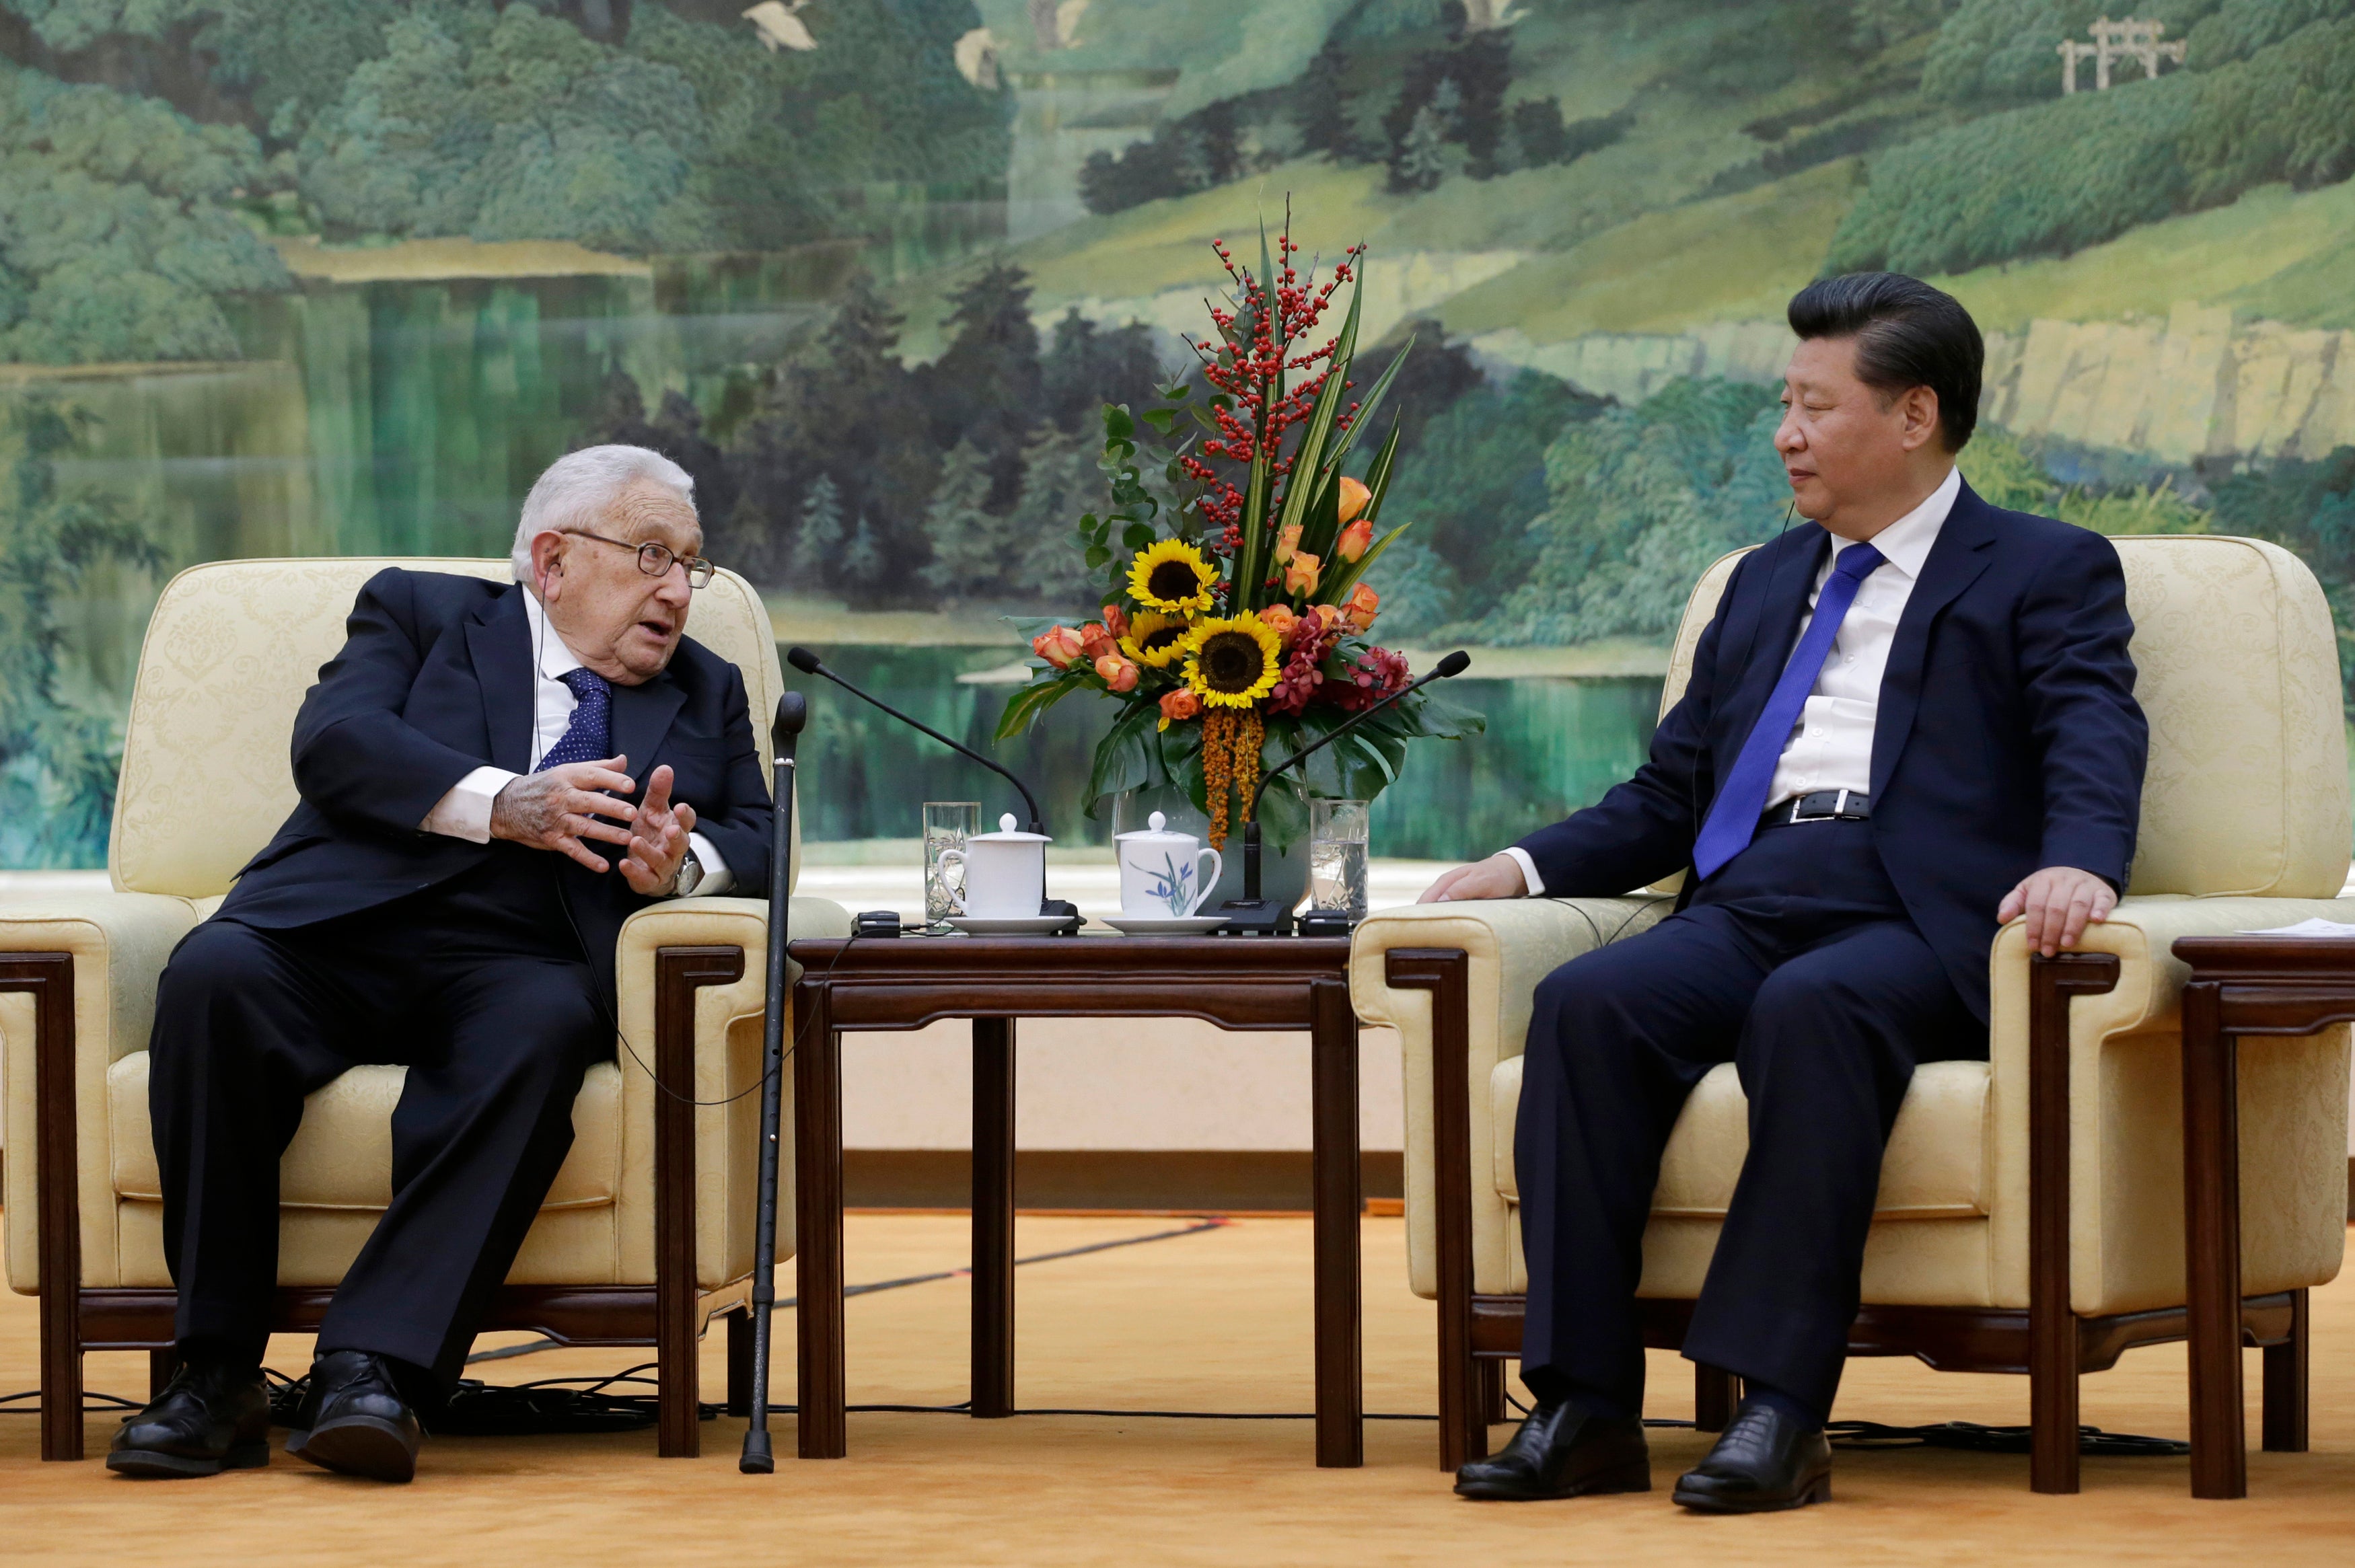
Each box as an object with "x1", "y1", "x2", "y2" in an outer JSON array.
[{"x1": 463, "y1": 1217, "x2": 1233, "y2": 1366}]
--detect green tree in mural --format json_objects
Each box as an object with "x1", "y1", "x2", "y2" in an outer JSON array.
[
  {"x1": 0, "y1": 63, "x2": 291, "y2": 364},
  {"x1": 919, "y1": 439, "x2": 1016, "y2": 600},
  {"x1": 1041, "y1": 309, "x2": 1163, "y2": 433},
  {"x1": 922, "y1": 263, "x2": 1044, "y2": 509},
  {"x1": 1488, "y1": 379, "x2": 1790, "y2": 647},
  {"x1": 0, "y1": 394, "x2": 164, "y2": 866},
  {"x1": 791, "y1": 474, "x2": 845, "y2": 588}
]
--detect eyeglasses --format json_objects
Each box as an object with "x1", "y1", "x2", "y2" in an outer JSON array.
[{"x1": 563, "y1": 529, "x2": 716, "y2": 589}]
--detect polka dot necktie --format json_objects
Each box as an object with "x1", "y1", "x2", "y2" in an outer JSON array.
[{"x1": 540, "y1": 667, "x2": 614, "y2": 771}]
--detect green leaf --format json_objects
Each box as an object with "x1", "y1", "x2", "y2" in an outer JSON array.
[
  {"x1": 1085, "y1": 544, "x2": 1112, "y2": 568},
  {"x1": 1121, "y1": 521, "x2": 1156, "y2": 551},
  {"x1": 1085, "y1": 698, "x2": 1168, "y2": 815},
  {"x1": 1102, "y1": 404, "x2": 1136, "y2": 443},
  {"x1": 1267, "y1": 278, "x2": 1362, "y2": 562},
  {"x1": 1140, "y1": 406, "x2": 1180, "y2": 435},
  {"x1": 1359, "y1": 420, "x2": 1402, "y2": 523},
  {"x1": 1324, "y1": 326, "x2": 1409, "y2": 474},
  {"x1": 994, "y1": 671, "x2": 1087, "y2": 741}
]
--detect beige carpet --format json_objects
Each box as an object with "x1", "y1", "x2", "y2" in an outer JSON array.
[{"x1": 1, "y1": 1212, "x2": 2350, "y2": 1565}]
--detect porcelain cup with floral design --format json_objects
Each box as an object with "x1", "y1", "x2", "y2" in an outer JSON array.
[{"x1": 1113, "y1": 811, "x2": 1223, "y2": 918}]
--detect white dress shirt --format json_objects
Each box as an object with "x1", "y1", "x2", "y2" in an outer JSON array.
[
  {"x1": 419, "y1": 590, "x2": 732, "y2": 895},
  {"x1": 1502, "y1": 465, "x2": 1960, "y2": 896}
]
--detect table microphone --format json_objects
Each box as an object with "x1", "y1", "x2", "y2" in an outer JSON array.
[
  {"x1": 1215, "y1": 650, "x2": 1472, "y2": 936},
  {"x1": 785, "y1": 646, "x2": 1046, "y2": 835}
]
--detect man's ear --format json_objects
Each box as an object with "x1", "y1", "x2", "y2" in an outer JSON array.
[
  {"x1": 1897, "y1": 385, "x2": 1941, "y2": 452},
  {"x1": 530, "y1": 531, "x2": 567, "y2": 599}
]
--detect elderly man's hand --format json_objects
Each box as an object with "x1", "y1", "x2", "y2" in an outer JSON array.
[
  {"x1": 1419, "y1": 853, "x2": 1531, "y2": 903},
  {"x1": 491, "y1": 756, "x2": 637, "y2": 872},
  {"x1": 1997, "y1": 865, "x2": 2117, "y2": 957},
  {"x1": 618, "y1": 765, "x2": 698, "y2": 896}
]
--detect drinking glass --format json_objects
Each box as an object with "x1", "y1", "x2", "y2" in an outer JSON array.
[
  {"x1": 923, "y1": 801, "x2": 979, "y2": 925},
  {"x1": 1307, "y1": 798, "x2": 1371, "y2": 922}
]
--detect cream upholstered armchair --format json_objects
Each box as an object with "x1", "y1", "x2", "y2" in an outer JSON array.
[
  {"x1": 1352, "y1": 533, "x2": 2354, "y2": 1493},
  {"x1": 0, "y1": 557, "x2": 849, "y2": 1462}
]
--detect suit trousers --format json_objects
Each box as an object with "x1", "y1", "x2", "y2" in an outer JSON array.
[
  {"x1": 147, "y1": 850, "x2": 608, "y2": 1387},
  {"x1": 1515, "y1": 820, "x2": 1983, "y2": 1419}
]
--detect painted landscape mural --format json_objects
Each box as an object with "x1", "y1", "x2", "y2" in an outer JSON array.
[{"x1": 5, "y1": 0, "x2": 2355, "y2": 865}]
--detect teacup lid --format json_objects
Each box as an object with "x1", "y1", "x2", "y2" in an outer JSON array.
[
  {"x1": 1114, "y1": 810, "x2": 1194, "y2": 843},
  {"x1": 970, "y1": 811, "x2": 1050, "y2": 843}
]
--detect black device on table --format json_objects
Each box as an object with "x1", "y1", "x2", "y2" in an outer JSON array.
[{"x1": 1215, "y1": 650, "x2": 1472, "y2": 936}]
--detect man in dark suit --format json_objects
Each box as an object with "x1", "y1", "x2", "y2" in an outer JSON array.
[
  {"x1": 106, "y1": 446, "x2": 772, "y2": 1483},
  {"x1": 1424, "y1": 274, "x2": 2146, "y2": 1512}
]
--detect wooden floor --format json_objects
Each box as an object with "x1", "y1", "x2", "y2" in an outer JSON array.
[{"x1": 3, "y1": 1212, "x2": 2351, "y2": 1565}]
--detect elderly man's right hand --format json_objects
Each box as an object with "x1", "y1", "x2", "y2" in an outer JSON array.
[
  {"x1": 491, "y1": 755, "x2": 638, "y2": 872},
  {"x1": 1419, "y1": 852, "x2": 1531, "y2": 903}
]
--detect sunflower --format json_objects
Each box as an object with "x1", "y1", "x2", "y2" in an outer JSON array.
[
  {"x1": 1120, "y1": 609, "x2": 1190, "y2": 669},
  {"x1": 1182, "y1": 613, "x2": 1283, "y2": 709},
  {"x1": 1127, "y1": 539, "x2": 1219, "y2": 614}
]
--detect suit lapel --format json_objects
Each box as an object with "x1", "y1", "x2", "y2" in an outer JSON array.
[
  {"x1": 465, "y1": 587, "x2": 536, "y2": 775},
  {"x1": 1869, "y1": 478, "x2": 2000, "y2": 794},
  {"x1": 610, "y1": 673, "x2": 688, "y2": 792},
  {"x1": 1714, "y1": 526, "x2": 1829, "y2": 774}
]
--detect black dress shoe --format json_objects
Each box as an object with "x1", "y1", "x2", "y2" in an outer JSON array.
[
  {"x1": 106, "y1": 1359, "x2": 271, "y2": 1479},
  {"x1": 1453, "y1": 1402, "x2": 1650, "y2": 1500},
  {"x1": 1671, "y1": 1397, "x2": 1832, "y2": 1512},
  {"x1": 285, "y1": 1351, "x2": 422, "y2": 1483}
]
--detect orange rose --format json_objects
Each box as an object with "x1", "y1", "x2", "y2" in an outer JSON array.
[
  {"x1": 1101, "y1": 604, "x2": 1130, "y2": 642},
  {"x1": 1157, "y1": 687, "x2": 1200, "y2": 730},
  {"x1": 1341, "y1": 583, "x2": 1379, "y2": 630},
  {"x1": 1335, "y1": 517, "x2": 1374, "y2": 562},
  {"x1": 1077, "y1": 622, "x2": 1118, "y2": 661},
  {"x1": 1095, "y1": 653, "x2": 1140, "y2": 693},
  {"x1": 1310, "y1": 603, "x2": 1343, "y2": 634},
  {"x1": 1032, "y1": 626, "x2": 1085, "y2": 668},
  {"x1": 1336, "y1": 475, "x2": 1371, "y2": 525},
  {"x1": 1259, "y1": 602, "x2": 1299, "y2": 639},
  {"x1": 1274, "y1": 521, "x2": 1303, "y2": 564},
  {"x1": 1284, "y1": 550, "x2": 1322, "y2": 597}
]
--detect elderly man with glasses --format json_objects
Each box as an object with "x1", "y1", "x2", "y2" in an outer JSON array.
[{"x1": 106, "y1": 446, "x2": 774, "y2": 1483}]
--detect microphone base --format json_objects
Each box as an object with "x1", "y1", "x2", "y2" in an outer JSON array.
[{"x1": 1212, "y1": 897, "x2": 1295, "y2": 937}]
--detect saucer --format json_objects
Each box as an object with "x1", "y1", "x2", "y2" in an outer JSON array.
[
  {"x1": 1104, "y1": 914, "x2": 1229, "y2": 935},
  {"x1": 943, "y1": 914, "x2": 1081, "y2": 936}
]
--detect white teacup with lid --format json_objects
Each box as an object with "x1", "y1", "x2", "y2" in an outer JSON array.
[
  {"x1": 1114, "y1": 811, "x2": 1223, "y2": 919},
  {"x1": 934, "y1": 813, "x2": 1048, "y2": 918}
]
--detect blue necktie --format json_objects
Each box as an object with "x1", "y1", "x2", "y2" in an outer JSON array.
[
  {"x1": 1689, "y1": 542, "x2": 1885, "y2": 881},
  {"x1": 540, "y1": 667, "x2": 613, "y2": 770}
]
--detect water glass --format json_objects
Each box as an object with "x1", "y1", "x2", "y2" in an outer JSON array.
[
  {"x1": 922, "y1": 801, "x2": 979, "y2": 924},
  {"x1": 1307, "y1": 798, "x2": 1371, "y2": 922}
]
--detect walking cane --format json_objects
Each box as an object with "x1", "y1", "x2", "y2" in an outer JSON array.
[{"x1": 741, "y1": 690, "x2": 805, "y2": 1473}]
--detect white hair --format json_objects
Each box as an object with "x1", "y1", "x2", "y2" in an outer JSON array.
[{"x1": 511, "y1": 445, "x2": 697, "y2": 583}]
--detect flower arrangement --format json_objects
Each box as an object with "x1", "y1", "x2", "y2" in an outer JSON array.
[{"x1": 999, "y1": 213, "x2": 1478, "y2": 852}]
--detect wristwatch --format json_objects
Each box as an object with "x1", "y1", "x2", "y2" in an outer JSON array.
[{"x1": 669, "y1": 850, "x2": 704, "y2": 899}]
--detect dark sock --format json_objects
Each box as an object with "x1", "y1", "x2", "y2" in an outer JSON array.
[
  {"x1": 175, "y1": 1337, "x2": 261, "y2": 1380},
  {"x1": 1739, "y1": 1380, "x2": 1823, "y2": 1433}
]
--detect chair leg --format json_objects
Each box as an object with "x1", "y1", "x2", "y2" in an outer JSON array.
[
  {"x1": 726, "y1": 1308, "x2": 755, "y2": 1419},
  {"x1": 2261, "y1": 1287, "x2": 2309, "y2": 1454},
  {"x1": 1695, "y1": 1364, "x2": 1738, "y2": 1433},
  {"x1": 1477, "y1": 1359, "x2": 1506, "y2": 1425},
  {"x1": 149, "y1": 1348, "x2": 180, "y2": 1402},
  {"x1": 2029, "y1": 1351, "x2": 2080, "y2": 1494}
]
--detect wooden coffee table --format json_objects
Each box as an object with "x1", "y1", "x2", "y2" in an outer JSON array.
[
  {"x1": 787, "y1": 933, "x2": 1365, "y2": 1466},
  {"x1": 2172, "y1": 934, "x2": 2353, "y2": 1498}
]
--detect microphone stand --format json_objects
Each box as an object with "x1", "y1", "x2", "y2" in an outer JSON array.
[
  {"x1": 740, "y1": 691, "x2": 804, "y2": 1473},
  {"x1": 1215, "y1": 650, "x2": 1471, "y2": 936},
  {"x1": 785, "y1": 646, "x2": 1045, "y2": 835}
]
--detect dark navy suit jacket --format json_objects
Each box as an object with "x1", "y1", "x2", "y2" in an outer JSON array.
[
  {"x1": 217, "y1": 568, "x2": 773, "y2": 1003},
  {"x1": 1512, "y1": 478, "x2": 2147, "y2": 1020}
]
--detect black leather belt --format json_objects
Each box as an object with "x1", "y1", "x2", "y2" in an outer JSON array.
[{"x1": 1758, "y1": 789, "x2": 1871, "y2": 829}]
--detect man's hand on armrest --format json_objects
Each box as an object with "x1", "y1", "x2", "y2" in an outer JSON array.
[
  {"x1": 1997, "y1": 865, "x2": 2118, "y2": 958},
  {"x1": 489, "y1": 755, "x2": 640, "y2": 873},
  {"x1": 1420, "y1": 852, "x2": 1535, "y2": 903}
]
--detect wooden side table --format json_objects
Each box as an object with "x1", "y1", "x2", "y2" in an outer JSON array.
[
  {"x1": 2172, "y1": 934, "x2": 2351, "y2": 1499},
  {"x1": 787, "y1": 934, "x2": 1365, "y2": 1466}
]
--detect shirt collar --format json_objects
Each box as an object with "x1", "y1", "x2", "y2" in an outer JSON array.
[
  {"x1": 1831, "y1": 465, "x2": 1959, "y2": 582},
  {"x1": 521, "y1": 589, "x2": 585, "y2": 681}
]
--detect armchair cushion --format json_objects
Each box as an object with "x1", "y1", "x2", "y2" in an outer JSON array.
[{"x1": 1492, "y1": 1057, "x2": 1990, "y2": 1220}]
